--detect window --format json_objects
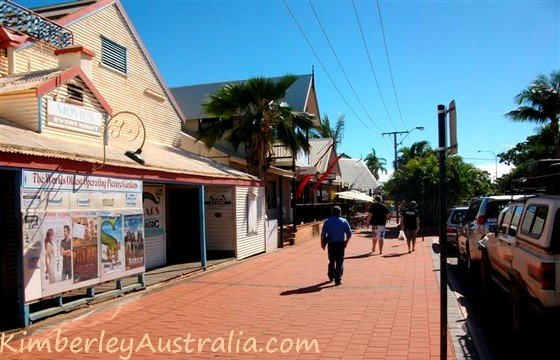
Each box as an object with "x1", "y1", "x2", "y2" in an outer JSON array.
[
  {"x1": 509, "y1": 205, "x2": 524, "y2": 236},
  {"x1": 101, "y1": 37, "x2": 127, "y2": 74},
  {"x1": 67, "y1": 83, "x2": 83, "y2": 104},
  {"x1": 499, "y1": 206, "x2": 514, "y2": 235},
  {"x1": 521, "y1": 204, "x2": 548, "y2": 239},
  {"x1": 247, "y1": 190, "x2": 258, "y2": 235}
]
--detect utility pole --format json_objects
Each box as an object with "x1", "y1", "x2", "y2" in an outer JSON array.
[{"x1": 382, "y1": 126, "x2": 424, "y2": 222}]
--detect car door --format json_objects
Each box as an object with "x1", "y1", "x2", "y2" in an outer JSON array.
[
  {"x1": 463, "y1": 200, "x2": 481, "y2": 257},
  {"x1": 494, "y1": 204, "x2": 521, "y2": 278}
]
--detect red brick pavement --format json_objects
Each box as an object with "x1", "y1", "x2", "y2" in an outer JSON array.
[{"x1": 2, "y1": 229, "x2": 454, "y2": 359}]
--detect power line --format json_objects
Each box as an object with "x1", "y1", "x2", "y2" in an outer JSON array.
[
  {"x1": 308, "y1": 0, "x2": 383, "y2": 133},
  {"x1": 282, "y1": 0, "x2": 379, "y2": 135},
  {"x1": 376, "y1": 0, "x2": 406, "y2": 129},
  {"x1": 351, "y1": 0, "x2": 397, "y2": 132}
]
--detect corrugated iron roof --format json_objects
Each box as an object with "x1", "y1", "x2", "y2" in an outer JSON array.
[
  {"x1": 308, "y1": 138, "x2": 334, "y2": 173},
  {"x1": 339, "y1": 158, "x2": 379, "y2": 191},
  {"x1": 0, "y1": 68, "x2": 66, "y2": 94},
  {"x1": 0, "y1": 117, "x2": 257, "y2": 181},
  {"x1": 171, "y1": 74, "x2": 313, "y2": 120}
]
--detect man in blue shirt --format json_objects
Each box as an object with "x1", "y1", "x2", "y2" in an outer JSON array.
[{"x1": 321, "y1": 206, "x2": 352, "y2": 286}]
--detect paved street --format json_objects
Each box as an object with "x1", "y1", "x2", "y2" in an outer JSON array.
[{"x1": 3, "y1": 229, "x2": 457, "y2": 359}]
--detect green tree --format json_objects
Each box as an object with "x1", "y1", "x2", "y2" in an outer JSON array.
[
  {"x1": 364, "y1": 149, "x2": 387, "y2": 180},
  {"x1": 396, "y1": 140, "x2": 435, "y2": 169},
  {"x1": 198, "y1": 75, "x2": 316, "y2": 179},
  {"x1": 385, "y1": 146, "x2": 493, "y2": 227},
  {"x1": 505, "y1": 70, "x2": 560, "y2": 158},
  {"x1": 312, "y1": 114, "x2": 345, "y2": 151}
]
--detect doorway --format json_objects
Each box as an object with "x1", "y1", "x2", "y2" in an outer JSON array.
[{"x1": 167, "y1": 187, "x2": 201, "y2": 264}]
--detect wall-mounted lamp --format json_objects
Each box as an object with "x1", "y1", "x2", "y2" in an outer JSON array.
[{"x1": 92, "y1": 111, "x2": 146, "y2": 170}]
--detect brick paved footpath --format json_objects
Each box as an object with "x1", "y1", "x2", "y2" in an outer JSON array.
[{"x1": 2, "y1": 229, "x2": 455, "y2": 359}]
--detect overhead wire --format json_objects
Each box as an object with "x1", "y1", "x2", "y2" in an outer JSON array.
[
  {"x1": 308, "y1": 0, "x2": 383, "y2": 133},
  {"x1": 376, "y1": 0, "x2": 407, "y2": 129},
  {"x1": 282, "y1": 0, "x2": 378, "y2": 135},
  {"x1": 351, "y1": 0, "x2": 398, "y2": 132}
]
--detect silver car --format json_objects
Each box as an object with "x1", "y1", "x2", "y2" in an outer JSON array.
[{"x1": 446, "y1": 206, "x2": 468, "y2": 247}]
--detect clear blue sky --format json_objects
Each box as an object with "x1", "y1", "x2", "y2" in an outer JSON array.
[{"x1": 21, "y1": 0, "x2": 560, "y2": 177}]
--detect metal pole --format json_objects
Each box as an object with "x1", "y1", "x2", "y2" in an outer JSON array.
[
  {"x1": 437, "y1": 104, "x2": 448, "y2": 360},
  {"x1": 199, "y1": 185, "x2": 207, "y2": 270}
]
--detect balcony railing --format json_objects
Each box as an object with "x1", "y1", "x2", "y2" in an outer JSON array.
[{"x1": 0, "y1": 0, "x2": 73, "y2": 49}]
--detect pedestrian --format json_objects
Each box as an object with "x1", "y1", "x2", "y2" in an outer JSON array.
[
  {"x1": 321, "y1": 206, "x2": 352, "y2": 286},
  {"x1": 365, "y1": 195, "x2": 390, "y2": 255},
  {"x1": 400, "y1": 200, "x2": 420, "y2": 253}
]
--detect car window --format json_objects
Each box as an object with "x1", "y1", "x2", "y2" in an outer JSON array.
[
  {"x1": 486, "y1": 200, "x2": 509, "y2": 222},
  {"x1": 521, "y1": 204, "x2": 548, "y2": 239},
  {"x1": 509, "y1": 205, "x2": 524, "y2": 236},
  {"x1": 499, "y1": 206, "x2": 514, "y2": 234},
  {"x1": 466, "y1": 201, "x2": 481, "y2": 221},
  {"x1": 450, "y1": 210, "x2": 466, "y2": 224}
]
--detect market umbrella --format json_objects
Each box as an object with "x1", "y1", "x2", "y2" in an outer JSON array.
[{"x1": 335, "y1": 190, "x2": 374, "y2": 202}]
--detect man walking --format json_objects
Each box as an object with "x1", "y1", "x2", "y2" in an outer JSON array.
[
  {"x1": 321, "y1": 206, "x2": 352, "y2": 286},
  {"x1": 401, "y1": 201, "x2": 420, "y2": 253},
  {"x1": 365, "y1": 195, "x2": 390, "y2": 255}
]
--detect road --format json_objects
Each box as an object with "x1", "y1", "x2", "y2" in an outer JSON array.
[{"x1": 445, "y1": 248, "x2": 556, "y2": 359}]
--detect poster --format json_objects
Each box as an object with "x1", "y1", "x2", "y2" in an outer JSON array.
[
  {"x1": 124, "y1": 214, "x2": 144, "y2": 270},
  {"x1": 143, "y1": 185, "x2": 165, "y2": 238},
  {"x1": 71, "y1": 212, "x2": 99, "y2": 284},
  {"x1": 40, "y1": 212, "x2": 73, "y2": 296},
  {"x1": 100, "y1": 213, "x2": 125, "y2": 275}
]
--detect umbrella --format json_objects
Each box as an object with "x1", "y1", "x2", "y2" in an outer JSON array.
[{"x1": 335, "y1": 190, "x2": 374, "y2": 202}]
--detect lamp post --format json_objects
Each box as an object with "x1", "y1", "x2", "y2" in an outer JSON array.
[
  {"x1": 382, "y1": 126, "x2": 424, "y2": 222},
  {"x1": 477, "y1": 150, "x2": 498, "y2": 180}
]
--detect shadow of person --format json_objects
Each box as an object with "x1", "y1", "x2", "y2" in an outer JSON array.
[
  {"x1": 280, "y1": 281, "x2": 334, "y2": 296},
  {"x1": 345, "y1": 252, "x2": 373, "y2": 259},
  {"x1": 432, "y1": 242, "x2": 441, "y2": 254},
  {"x1": 382, "y1": 253, "x2": 407, "y2": 258}
]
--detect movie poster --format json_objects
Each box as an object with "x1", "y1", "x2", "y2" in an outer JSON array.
[
  {"x1": 100, "y1": 213, "x2": 125, "y2": 276},
  {"x1": 40, "y1": 212, "x2": 73, "y2": 296},
  {"x1": 123, "y1": 214, "x2": 144, "y2": 270},
  {"x1": 71, "y1": 212, "x2": 99, "y2": 284}
]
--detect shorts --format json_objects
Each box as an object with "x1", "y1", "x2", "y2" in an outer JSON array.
[{"x1": 371, "y1": 225, "x2": 386, "y2": 240}]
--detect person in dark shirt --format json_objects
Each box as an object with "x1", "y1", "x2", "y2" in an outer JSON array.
[
  {"x1": 321, "y1": 206, "x2": 352, "y2": 286},
  {"x1": 365, "y1": 195, "x2": 390, "y2": 255},
  {"x1": 60, "y1": 225, "x2": 72, "y2": 281},
  {"x1": 400, "y1": 201, "x2": 420, "y2": 253}
]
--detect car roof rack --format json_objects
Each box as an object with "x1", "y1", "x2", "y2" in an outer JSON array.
[{"x1": 511, "y1": 159, "x2": 560, "y2": 195}]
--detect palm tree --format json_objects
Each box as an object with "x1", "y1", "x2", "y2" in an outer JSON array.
[
  {"x1": 396, "y1": 140, "x2": 434, "y2": 169},
  {"x1": 364, "y1": 149, "x2": 387, "y2": 180},
  {"x1": 199, "y1": 75, "x2": 316, "y2": 179},
  {"x1": 312, "y1": 114, "x2": 345, "y2": 151},
  {"x1": 506, "y1": 70, "x2": 560, "y2": 158}
]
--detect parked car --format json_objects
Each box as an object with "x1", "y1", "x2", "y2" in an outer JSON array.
[
  {"x1": 478, "y1": 194, "x2": 560, "y2": 332},
  {"x1": 457, "y1": 195, "x2": 524, "y2": 275},
  {"x1": 446, "y1": 206, "x2": 468, "y2": 247}
]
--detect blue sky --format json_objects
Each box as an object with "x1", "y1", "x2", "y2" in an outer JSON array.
[{"x1": 21, "y1": 0, "x2": 560, "y2": 178}]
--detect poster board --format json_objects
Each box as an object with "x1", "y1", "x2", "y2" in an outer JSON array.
[{"x1": 21, "y1": 170, "x2": 144, "y2": 303}]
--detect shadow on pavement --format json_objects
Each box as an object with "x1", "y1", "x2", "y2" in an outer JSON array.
[
  {"x1": 279, "y1": 281, "x2": 336, "y2": 296},
  {"x1": 345, "y1": 252, "x2": 373, "y2": 259},
  {"x1": 382, "y1": 252, "x2": 408, "y2": 258}
]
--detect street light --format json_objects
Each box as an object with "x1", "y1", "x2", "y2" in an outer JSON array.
[
  {"x1": 477, "y1": 150, "x2": 497, "y2": 180},
  {"x1": 382, "y1": 126, "x2": 424, "y2": 171}
]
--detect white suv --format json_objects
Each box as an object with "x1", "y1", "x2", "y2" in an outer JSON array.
[
  {"x1": 479, "y1": 194, "x2": 560, "y2": 331},
  {"x1": 457, "y1": 195, "x2": 524, "y2": 275}
]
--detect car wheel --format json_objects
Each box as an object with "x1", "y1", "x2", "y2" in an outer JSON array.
[{"x1": 511, "y1": 285, "x2": 528, "y2": 333}]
